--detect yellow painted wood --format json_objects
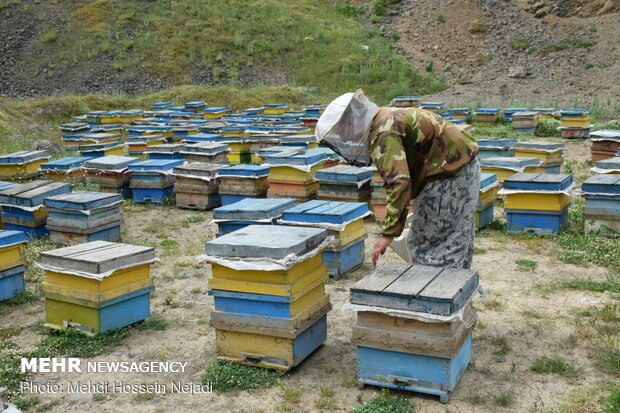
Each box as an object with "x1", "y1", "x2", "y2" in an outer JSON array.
[
  {"x1": 119, "y1": 114, "x2": 144, "y2": 123},
  {"x1": 208, "y1": 265, "x2": 327, "y2": 299},
  {"x1": 479, "y1": 186, "x2": 499, "y2": 206},
  {"x1": 211, "y1": 253, "x2": 324, "y2": 284},
  {"x1": 538, "y1": 114, "x2": 555, "y2": 120},
  {"x1": 476, "y1": 114, "x2": 498, "y2": 122},
  {"x1": 102, "y1": 146, "x2": 126, "y2": 156},
  {"x1": 42, "y1": 278, "x2": 153, "y2": 305},
  {"x1": 561, "y1": 116, "x2": 591, "y2": 128},
  {"x1": 514, "y1": 149, "x2": 563, "y2": 163},
  {"x1": 82, "y1": 136, "x2": 119, "y2": 145},
  {"x1": 333, "y1": 218, "x2": 366, "y2": 246},
  {"x1": 216, "y1": 328, "x2": 295, "y2": 367},
  {"x1": 226, "y1": 142, "x2": 251, "y2": 152},
  {"x1": 99, "y1": 117, "x2": 122, "y2": 125},
  {"x1": 263, "y1": 107, "x2": 287, "y2": 115},
  {"x1": 505, "y1": 193, "x2": 570, "y2": 211},
  {"x1": 480, "y1": 166, "x2": 540, "y2": 183},
  {"x1": 220, "y1": 130, "x2": 251, "y2": 137},
  {"x1": 269, "y1": 162, "x2": 325, "y2": 183},
  {"x1": 0, "y1": 159, "x2": 48, "y2": 178},
  {"x1": 289, "y1": 285, "x2": 327, "y2": 317},
  {"x1": 45, "y1": 299, "x2": 102, "y2": 334},
  {"x1": 146, "y1": 139, "x2": 168, "y2": 147},
  {"x1": 44, "y1": 263, "x2": 151, "y2": 293},
  {"x1": 0, "y1": 242, "x2": 25, "y2": 272},
  {"x1": 203, "y1": 112, "x2": 226, "y2": 119}
]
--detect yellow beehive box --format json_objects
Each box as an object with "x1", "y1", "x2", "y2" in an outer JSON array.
[
  {"x1": 513, "y1": 149, "x2": 562, "y2": 163},
  {"x1": 561, "y1": 116, "x2": 591, "y2": 128},
  {"x1": 226, "y1": 142, "x2": 251, "y2": 153},
  {"x1": 480, "y1": 166, "x2": 540, "y2": 184},
  {"x1": 269, "y1": 162, "x2": 325, "y2": 183},
  {"x1": 0, "y1": 242, "x2": 25, "y2": 272},
  {"x1": 504, "y1": 193, "x2": 570, "y2": 211},
  {"x1": 263, "y1": 105, "x2": 288, "y2": 115},
  {"x1": 479, "y1": 186, "x2": 499, "y2": 206},
  {"x1": 331, "y1": 217, "x2": 366, "y2": 247},
  {"x1": 0, "y1": 159, "x2": 48, "y2": 179}
]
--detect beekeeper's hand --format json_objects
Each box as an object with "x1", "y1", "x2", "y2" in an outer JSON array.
[{"x1": 372, "y1": 236, "x2": 394, "y2": 266}]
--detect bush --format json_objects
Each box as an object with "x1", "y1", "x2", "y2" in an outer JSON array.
[
  {"x1": 469, "y1": 20, "x2": 486, "y2": 33},
  {"x1": 41, "y1": 29, "x2": 57, "y2": 43},
  {"x1": 509, "y1": 38, "x2": 530, "y2": 51},
  {"x1": 535, "y1": 119, "x2": 561, "y2": 137},
  {"x1": 425, "y1": 59, "x2": 434, "y2": 73},
  {"x1": 459, "y1": 73, "x2": 472, "y2": 84},
  {"x1": 436, "y1": 14, "x2": 446, "y2": 23}
]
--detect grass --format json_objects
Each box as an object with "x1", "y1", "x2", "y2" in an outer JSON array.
[
  {"x1": 201, "y1": 361, "x2": 280, "y2": 392},
  {"x1": 436, "y1": 14, "x2": 445, "y2": 23},
  {"x1": 35, "y1": 327, "x2": 132, "y2": 358},
  {"x1": 137, "y1": 317, "x2": 170, "y2": 331},
  {"x1": 0, "y1": 288, "x2": 40, "y2": 316},
  {"x1": 531, "y1": 356, "x2": 579, "y2": 377},
  {"x1": 563, "y1": 274, "x2": 620, "y2": 294},
  {"x1": 353, "y1": 389, "x2": 413, "y2": 413},
  {"x1": 509, "y1": 38, "x2": 530, "y2": 51},
  {"x1": 492, "y1": 388, "x2": 515, "y2": 407},
  {"x1": 469, "y1": 20, "x2": 486, "y2": 33},
  {"x1": 20, "y1": 236, "x2": 61, "y2": 282},
  {"x1": 535, "y1": 119, "x2": 561, "y2": 137},
  {"x1": 598, "y1": 350, "x2": 620, "y2": 377},
  {"x1": 515, "y1": 259, "x2": 537, "y2": 272}
]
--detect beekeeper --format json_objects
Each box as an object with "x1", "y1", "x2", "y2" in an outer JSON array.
[{"x1": 316, "y1": 90, "x2": 480, "y2": 269}]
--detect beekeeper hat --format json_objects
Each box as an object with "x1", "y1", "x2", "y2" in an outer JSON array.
[{"x1": 315, "y1": 89, "x2": 379, "y2": 167}]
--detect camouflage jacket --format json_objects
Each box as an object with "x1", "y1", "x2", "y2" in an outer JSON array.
[{"x1": 370, "y1": 107, "x2": 479, "y2": 237}]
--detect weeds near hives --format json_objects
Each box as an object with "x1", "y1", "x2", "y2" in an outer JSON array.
[
  {"x1": 353, "y1": 388, "x2": 413, "y2": 413},
  {"x1": 201, "y1": 361, "x2": 281, "y2": 392},
  {"x1": 531, "y1": 356, "x2": 580, "y2": 378},
  {"x1": 20, "y1": 236, "x2": 61, "y2": 282}
]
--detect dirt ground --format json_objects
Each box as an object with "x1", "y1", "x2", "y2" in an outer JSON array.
[{"x1": 2, "y1": 139, "x2": 619, "y2": 412}]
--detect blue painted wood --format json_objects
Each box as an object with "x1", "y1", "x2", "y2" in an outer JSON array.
[
  {"x1": 0, "y1": 230, "x2": 27, "y2": 246},
  {"x1": 583, "y1": 195, "x2": 620, "y2": 217},
  {"x1": 264, "y1": 103, "x2": 287, "y2": 108},
  {"x1": 596, "y1": 157, "x2": 620, "y2": 170},
  {"x1": 480, "y1": 157, "x2": 541, "y2": 168},
  {"x1": 357, "y1": 335, "x2": 472, "y2": 403},
  {"x1": 0, "y1": 151, "x2": 49, "y2": 164},
  {"x1": 282, "y1": 200, "x2": 369, "y2": 224},
  {"x1": 59, "y1": 122, "x2": 90, "y2": 133},
  {"x1": 475, "y1": 108, "x2": 500, "y2": 114},
  {"x1": 151, "y1": 101, "x2": 173, "y2": 110},
  {"x1": 559, "y1": 109, "x2": 589, "y2": 117},
  {"x1": 47, "y1": 208, "x2": 121, "y2": 230},
  {"x1": 216, "y1": 220, "x2": 273, "y2": 236},
  {"x1": 478, "y1": 148, "x2": 514, "y2": 158},
  {"x1": 0, "y1": 181, "x2": 72, "y2": 207},
  {"x1": 203, "y1": 107, "x2": 228, "y2": 114},
  {"x1": 513, "y1": 142, "x2": 564, "y2": 151},
  {"x1": 582, "y1": 175, "x2": 620, "y2": 194},
  {"x1": 480, "y1": 173, "x2": 497, "y2": 189},
  {"x1": 503, "y1": 173, "x2": 572, "y2": 191},
  {"x1": 323, "y1": 239, "x2": 364, "y2": 277},
  {"x1": 266, "y1": 150, "x2": 326, "y2": 166},
  {"x1": 514, "y1": 127, "x2": 536, "y2": 134},
  {"x1": 447, "y1": 108, "x2": 471, "y2": 115},
  {"x1": 49, "y1": 224, "x2": 121, "y2": 243},
  {"x1": 97, "y1": 288, "x2": 152, "y2": 332},
  {"x1": 503, "y1": 108, "x2": 529, "y2": 119},
  {"x1": 506, "y1": 207, "x2": 569, "y2": 235},
  {"x1": 214, "y1": 198, "x2": 296, "y2": 221},
  {"x1": 0, "y1": 181, "x2": 19, "y2": 193},
  {"x1": 90, "y1": 125, "x2": 122, "y2": 133},
  {"x1": 128, "y1": 159, "x2": 184, "y2": 171},
  {"x1": 292, "y1": 315, "x2": 327, "y2": 365},
  {"x1": 131, "y1": 187, "x2": 175, "y2": 204},
  {"x1": 420, "y1": 102, "x2": 445, "y2": 109},
  {"x1": 146, "y1": 153, "x2": 184, "y2": 160},
  {"x1": 476, "y1": 139, "x2": 517, "y2": 148},
  {"x1": 4, "y1": 223, "x2": 48, "y2": 237},
  {"x1": 210, "y1": 290, "x2": 296, "y2": 318},
  {"x1": 44, "y1": 192, "x2": 122, "y2": 210},
  {"x1": 476, "y1": 203, "x2": 494, "y2": 229},
  {"x1": 220, "y1": 194, "x2": 266, "y2": 206},
  {"x1": 41, "y1": 157, "x2": 88, "y2": 171},
  {"x1": 182, "y1": 142, "x2": 229, "y2": 154},
  {"x1": 545, "y1": 165, "x2": 561, "y2": 174},
  {"x1": 0, "y1": 266, "x2": 25, "y2": 301},
  {"x1": 1, "y1": 206, "x2": 39, "y2": 222},
  {"x1": 219, "y1": 164, "x2": 270, "y2": 177},
  {"x1": 316, "y1": 165, "x2": 373, "y2": 183}
]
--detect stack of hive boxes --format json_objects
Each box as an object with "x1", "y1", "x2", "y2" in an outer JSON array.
[
  {"x1": 480, "y1": 157, "x2": 542, "y2": 185},
  {"x1": 0, "y1": 180, "x2": 71, "y2": 237},
  {"x1": 213, "y1": 198, "x2": 296, "y2": 237},
  {"x1": 119, "y1": 109, "x2": 144, "y2": 124},
  {"x1": 389, "y1": 96, "x2": 421, "y2": 108},
  {"x1": 513, "y1": 141, "x2": 564, "y2": 174},
  {"x1": 128, "y1": 159, "x2": 184, "y2": 204},
  {"x1": 145, "y1": 143, "x2": 184, "y2": 160},
  {"x1": 559, "y1": 109, "x2": 592, "y2": 139},
  {"x1": 0, "y1": 182, "x2": 19, "y2": 229},
  {"x1": 59, "y1": 122, "x2": 91, "y2": 150},
  {"x1": 477, "y1": 173, "x2": 499, "y2": 230},
  {"x1": 266, "y1": 149, "x2": 326, "y2": 202},
  {"x1": 281, "y1": 200, "x2": 369, "y2": 278},
  {"x1": 593, "y1": 156, "x2": 620, "y2": 174},
  {"x1": 184, "y1": 101, "x2": 207, "y2": 113},
  {"x1": 39, "y1": 241, "x2": 156, "y2": 334},
  {"x1": 0, "y1": 230, "x2": 27, "y2": 302},
  {"x1": 476, "y1": 139, "x2": 516, "y2": 158},
  {"x1": 127, "y1": 125, "x2": 173, "y2": 141},
  {"x1": 581, "y1": 174, "x2": 620, "y2": 236},
  {"x1": 43, "y1": 192, "x2": 123, "y2": 244},
  {"x1": 500, "y1": 173, "x2": 572, "y2": 235},
  {"x1": 0, "y1": 151, "x2": 50, "y2": 181},
  {"x1": 502, "y1": 108, "x2": 528, "y2": 122},
  {"x1": 474, "y1": 108, "x2": 500, "y2": 123},
  {"x1": 316, "y1": 165, "x2": 373, "y2": 203},
  {"x1": 151, "y1": 101, "x2": 173, "y2": 111},
  {"x1": 205, "y1": 225, "x2": 331, "y2": 370},
  {"x1": 511, "y1": 111, "x2": 540, "y2": 134},
  {"x1": 173, "y1": 163, "x2": 223, "y2": 210},
  {"x1": 79, "y1": 133, "x2": 125, "y2": 158},
  {"x1": 181, "y1": 142, "x2": 229, "y2": 164},
  {"x1": 420, "y1": 102, "x2": 445, "y2": 114},
  {"x1": 349, "y1": 264, "x2": 479, "y2": 403},
  {"x1": 40, "y1": 157, "x2": 88, "y2": 183},
  {"x1": 217, "y1": 131, "x2": 252, "y2": 165},
  {"x1": 83, "y1": 155, "x2": 139, "y2": 198},
  {"x1": 218, "y1": 165, "x2": 270, "y2": 206},
  {"x1": 203, "y1": 107, "x2": 229, "y2": 120},
  {"x1": 446, "y1": 108, "x2": 472, "y2": 122},
  {"x1": 590, "y1": 130, "x2": 620, "y2": 162},
  {"x1": 533, "y1": 108, "x2": 556, "y2": 120},
  {"x1": 127, "y1": 135, "x2": 167, "y2": 155}
]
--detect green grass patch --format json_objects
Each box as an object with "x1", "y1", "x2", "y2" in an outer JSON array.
[
  {"x1": 35, "y1": 328, "x2": 132, "y2": 358},
  {"x1": 73, "y1": 178, "x2": 101, "y2": 192},
  {"x1": 531, "y1": 356, "x2": 579, "y2": 377},
  {"x1": 606, "y1": 387, "x2": 620, "y2": 413},
  {"x1": 13, "y1": 397, "x2": 40, "y2": 410},
  {"x1": 183, "y1": 214, "x2": 207, "y2": 224},
  {"x1": 41, "y1": 28, "x2": 57, "y2": 43},
  {"x1": 597, "y1": 350, "x2": 620, "y2": 376},
  {"x1": 509, "y1": 38, "x2": 530, "y2": 51},
  {"x1": 436, "y1": 14, "x2": 446, "y2": 23},
  {"x1": 515, "y1": 259, "x2": 537, "y2": 272},
  {"x1": 469, "y1": 20, "x2": 486, "y2": 33},
  {"x1": 535, "y1": 118, "x2": 561, "y2": 137},
  {"x1": 353, "y1": 388, "x2": 413, "y2": 413},
  {"x1": 137, "y1": 317, "x2": 170, "y2": 331},
  {"x1": 201, "y1": 361, "x2": 280, "y2": 392},
  {"x1": 556, "y1": 233, "x2": 620, "y2": 271},
  {"x1": 563, "y1": 274, "x2": 620, "y2": 294},
  {"x1": 0, "y1": 289, "x2": 40, "y2": 316},
  {"x1": 20, "y1": 236, "x2": 61, "y2": 282}
]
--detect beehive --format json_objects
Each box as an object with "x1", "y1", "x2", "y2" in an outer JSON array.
[
  {"x1": 476, "y1": 139, "x2": 516, "y2": 158},
  {"x1": 127, "y1": 135, "x2": 168, "y2": 155},
  {"x1": 350, "y1": 264, "x2": 479, "y2": 403},
  {"x1": 173, "y1": 163, "x2": 223, "y2": 210},
  {"x1": 502, "y1": 108, "x2": 528, "y2": 122},
  {"x1": 128, "y1": 159, "x2": 184, "y2": 204},
  {"x1": 389, "y1": 96, "x2": 421, "y2": 108},
  {"x1": 218, "y1": 165, "x2": 270, "y2": 205},
  {"x1": 581, "y1": 174, "x2": 620, "y2": 236},
  {"x1": 477, "y1": 173, "x2": 498, "y2": 229},
  {"x1": 79, "y1": 141, "x2": 126, "y2": 158},
  {"x1": 203, "y1": 107, "x2": 229, "y2": 119},
  {"x1": 40, "y1": 157, "x2": 88, "y2": 183},
  {"x1": 145, "y1": 143, "x2": 185, "y2": 160},
  {"x1": 316, "y1": 165, "x2": 373, "y2": 202},
  {"x1": 40, "y1": 241, "x2": 156, "y2": 334},
  {"x1": 267, "y1": 149, "x2": 327, "y2": 201},
  {"x1": 420, "y1": 102, "x2": 445, "y2": 114},
  {"x1": 446, "y1": 108, "x2": 472, "y2": 121},
  {"x1": 181, "y1": 142, "x2": 230, "y2": 164},
  {"x1": 590, "y1": 130, "x2": 620, "y2": 162},
  {"x1": 480, "y1": 157, "x2": 541, "y2": 184},
  {"x1": 513, "y1": 141, "x2": 564, "y2": 173},
  {"x1": 474, "y1": 108, "x2": 500, "y2": 123},
  {"x1": 594, "y1": 157, "x2": 620, "y2": 174},
  {"x1": 511, "y1": 111, "x2": 540, "y2": 133},
  {"x1": 205, "y1": 225, "x2": 331, "y2": 370},
  {"x1": 83, "y1": 155, "x2": 140, "y2": 197},
  {"x1": 213, "y1": 197, "x2": 296, "y2": 236},
  {"x1": 0, "y1": 151, "x2": 51, "y2": 180}
]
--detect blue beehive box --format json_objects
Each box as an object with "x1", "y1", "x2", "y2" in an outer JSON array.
[
  {"x1": 151, "y1": 101, "x2": 173, "y2": 111},
  {"x1": 128, "y1": 159, "x2": 184, "y2": 172},
  {"x1": 83, "y1": 155, "x2": 140, "y2": 171},
  {"x1": 41, "y1": 157, "x2": 88, "y2": 171},
  {"x1": 559, "y1": 109, "x2": 589, "y2": 117},
  {"x1": 503, "y1": 173, "x2": 572, "y2": 191},
  {"x1": 0, "y1": 265, "x2": 26, "y2": 302},
  {"x1": 0, "y1": 150, "x2": 50, "y2": 164},
  {"x1": 582, "y1": 174, "x2": 620, "y2": 195},
  {"x1": 145, "y1": 144, "x2": 185, "y2": 160},
  {"x1": 316, "y1": 165, "x2": 373, "y2": 183},
  {"x1": 502, "y1": 108, "x2": 528, "y2": 120},
  {"x1": 219, "y1": 164, "x2": 270, "y2": 177},
  {"x1": 0, "y1": 180, "x2": 72, "y2": 208},
  {"x1": 582, "y1": 175, "x2": 620, "y2": 219},
  {"x1": 322, "y1": 239, "x2": 365, "y2": 276},
  {"x1": 0, "y1": 181, "x2": 19, "y2": 193},
  {"x1": 266, "y1": 150, "x2": 326, "y2": 166},
  {"x1": 129, "y1": 160, "x2": 183, "y2": 204},
  {"x1": 213, "y1": 198, "x2": 296, "y2": 236},
  {"x1": 59, "y1": 122, "x2": 90, "y2": 136},
  {"x1": 184, "y1": 133, "x2": 223, "y2": 143},
  {"x1": 596, "y1": 157, "x2": 620, "y2": 171},
  {"x1": 282, "y1": 200, "x2": 369, "y2": 225},
  {"x1": 219, "y1": 194, "x2": 266, "y2": 206},
  {"x1": 420, "y1": 102, "x2": 446, "y2": 112},
  {"x1": 476, "y1": 139, "x2": 516, "y2": 158},
  {"x1": 505, "y1": 208, "x2": 568, "y2": 235}
]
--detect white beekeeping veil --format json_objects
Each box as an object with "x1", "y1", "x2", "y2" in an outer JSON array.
[{"x1": 315, "y1": 89, "x2": 379, "y2": 167}]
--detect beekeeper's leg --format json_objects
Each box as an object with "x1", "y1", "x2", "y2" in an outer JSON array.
[{"x1": 407, "y1": 158, "x2": 480, "y2": 269}]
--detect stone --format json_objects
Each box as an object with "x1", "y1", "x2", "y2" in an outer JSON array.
[{"x1": 508, "y1": 66, "x2": 528, "y2": 78}]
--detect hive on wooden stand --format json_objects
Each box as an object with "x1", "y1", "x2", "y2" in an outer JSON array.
[
  {"x1": 500, "y1": 173, "x2": 573, "y2": 235},
  {"x1": 173, "y1": 163, "x2": 224, "y2": 210},
  {"x1": 83, "y1": 155, "x2": 140, "y2": 198},
  {"x1": 204, "y1": 225, "x2": 332, "y2": 371},
  {"x1": 477, "y1": 173, "x2": 498, "y2": 230},
  {"x1": 590, "y1": 130, "x2": 620, "y2": 163},
  {"x1": 512, "y1": 141, "x2": 564, "y2": 174},
  {"x1": 217, "y1": 165, "x2": 270, "y2": 206},
  {"x1": 0, "y1": 180, "x2": 72, "y2": 238},
  {"x1": 558, "y1": 109, "x2": 592, "y2": 139},
  {"x1": 44, "y1": 192, "x2": 124, "y2": 244},
  {"x1": 38, "y1": 241, "x2": 157, "y2": 335},
  {"x1": 581, "y1": 174, "x2": 620, "y2": 236},
  {"x1": 316, "y1": 165, "x2": 373, "y2": 203},
  {"x1": 280, "y1": 200, "x2": 369, "y2": 278},
  {"x1": 349, "y1": 264, "x2": 479, "y2": 403},
  {"x1": 0, "y1": 230, "x2": 28, "y2": 302},
  {"x1": 474, "y1": 108, "x2": 500, "y2": 123},
  {"x1": 128, "y1": 159, "x2": 184, "y2": 204},
  {"x1": 0, "y1": 151, "x2": 51, "y2": 181},
  {"x1": 213, "y1": 197, "x2": 296, "y2": 237}
]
